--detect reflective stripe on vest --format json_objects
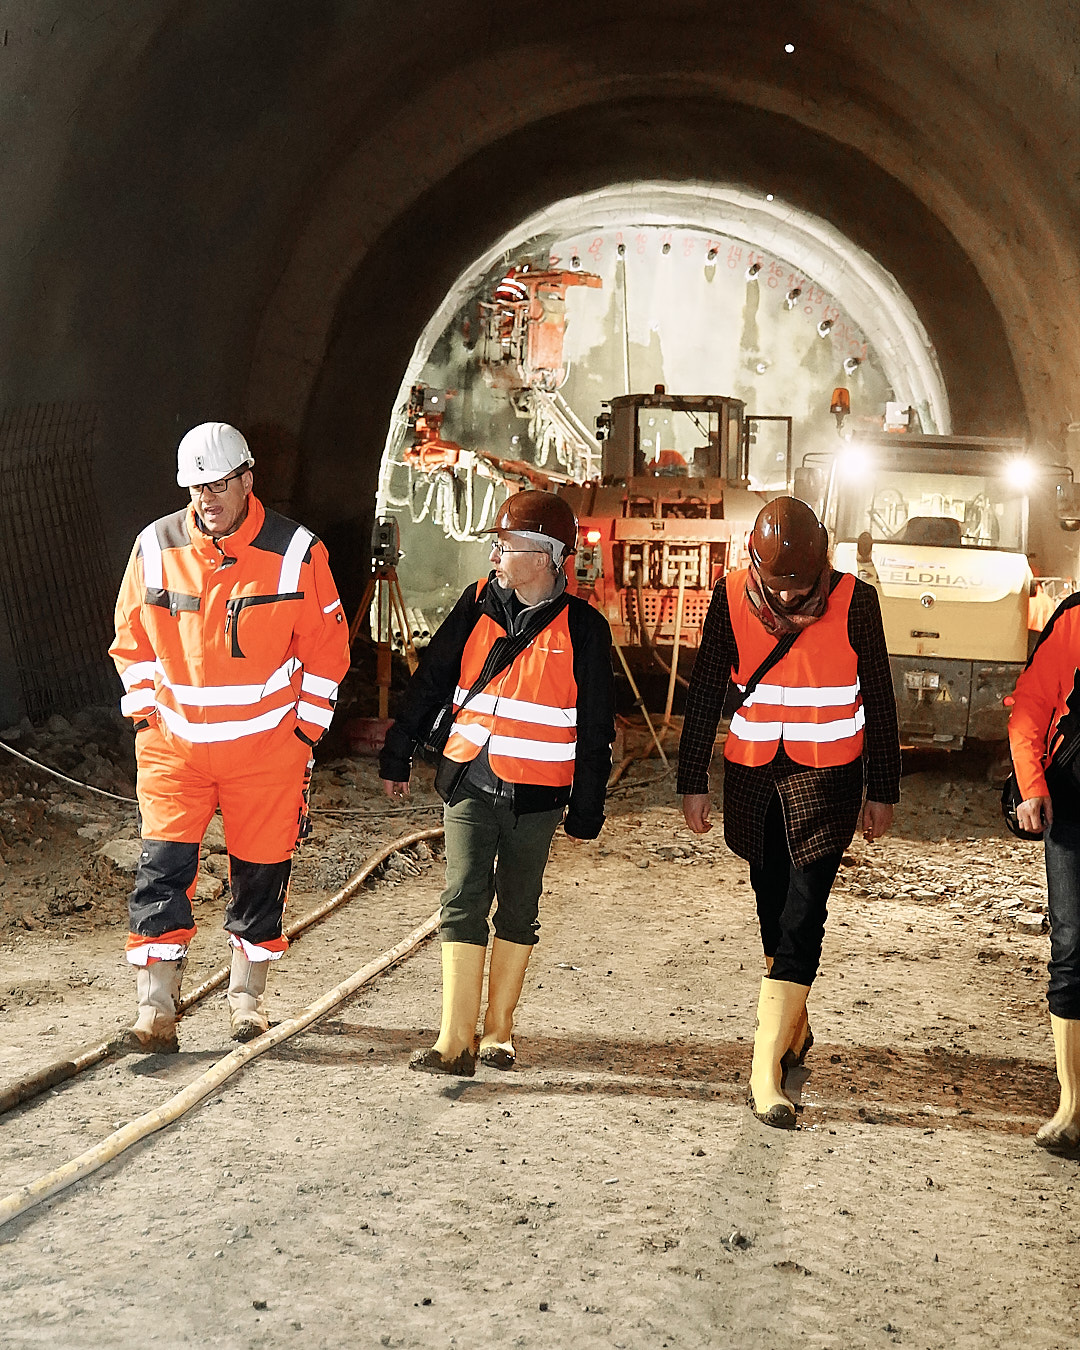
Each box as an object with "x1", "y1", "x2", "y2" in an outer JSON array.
[
  {"x1": 724, "y1": 569, "x2": 864, "y2": 768},
  {"x1": 442, "y1": 607, "x2": 578, "y2": 785}
]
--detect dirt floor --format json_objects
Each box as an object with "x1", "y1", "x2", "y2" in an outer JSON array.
[{"x1": 0, "y1": 725, "x2": 1078, "y2": 1349}]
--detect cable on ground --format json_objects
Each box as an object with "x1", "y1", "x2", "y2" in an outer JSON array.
[
  {"x1": 0, "y1": 739, "x2": 138, "y2": 804},
  {"x1": 0, "y1": 827, "x2": 445, "y2": 1118},
  {"x1": 0, "y1": 908, "x2": 441, "y2": 1229}
]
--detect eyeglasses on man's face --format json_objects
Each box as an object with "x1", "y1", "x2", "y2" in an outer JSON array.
[
  {"x1": 489, "y1": 542, "x2": 547, "y2": 558},
  {"x1": 190, "y1": 469, "x2": 245, "y2": 496}
]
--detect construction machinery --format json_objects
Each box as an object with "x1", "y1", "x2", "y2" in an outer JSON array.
[
  {"x1": 394, "y1": 266, "x2": 793, "y2": 683},
  {"x1": 557, "y1": 388, "x2": 792, "y2": 657},
  {"x1": 795, "y1": 409, "x2": 1080, "y2": 746}
]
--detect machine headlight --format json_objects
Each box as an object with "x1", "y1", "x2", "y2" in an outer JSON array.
[
  {"x1": 1005, "y1": 457, "x2": 1036, "y2": 490},
  {"x1": 835, "y1": 444, "x2": 873, "y2": 483}
]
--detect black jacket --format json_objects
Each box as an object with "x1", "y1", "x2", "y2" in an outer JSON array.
[{"x1": 379, "y1": 574, "x2": 616, "y2": 838}]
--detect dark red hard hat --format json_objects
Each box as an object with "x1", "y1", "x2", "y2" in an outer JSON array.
[
  {"x1": 478, "y1": 490, "x2": 578, "y2": 557},
  {"x1": 749, "y1": 496, "x2": 828, "y2": 590}
]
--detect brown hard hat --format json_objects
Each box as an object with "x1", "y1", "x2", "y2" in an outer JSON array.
[
  {"x1": 749, "y1": 496, "x2": 828, "y2": 590},
  {"x1": 478, "y1": 490, "x2": 578, "y2": 557}
]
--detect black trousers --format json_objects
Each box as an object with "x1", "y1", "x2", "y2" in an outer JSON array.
[{"x1": 748, "y1": 791, "x2": 844, "y2": 987}]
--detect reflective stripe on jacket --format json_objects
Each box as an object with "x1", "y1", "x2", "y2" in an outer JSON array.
[
  {"x1": 442, "y1": 609, "x2": 577, "y2": 785},
  {"x1": 724, "y1": 568, "x2": 864, "y2": 768},
  {"x1": 110, "y1": 495, "x2": 350, "y2": 746}
]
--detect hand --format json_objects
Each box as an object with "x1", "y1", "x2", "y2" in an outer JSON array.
[
  {"x1": 861, "y1": 800, "x2": 894, "y2": 843},
  {"x1": 683, "y1": 793, "x2": 713, "y2": 834},
  {"x1": 382, "y1": 779, "x2": 410, "y2": 800},
  {"x1": 1018, "y1": 795, "x2": 1052, "y2": 834},
  {"x1": 562, "y1": 813, "x2": 587, "y2": 844}
]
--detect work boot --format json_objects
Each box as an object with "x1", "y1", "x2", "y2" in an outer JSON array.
[
  {"x1": 747, "y1": 977, "x2": 811, "y2": 1129},
  {"x1": 764, "y1": 955, "x2": 814, "y2": 1071},
  {"x1": 479, "y1": 938, "x2": 532, "y2": 1069},
  {"x1": 410, "y1": 942, "x2": 486, "y2": 1077},
  {"x1": 123, "y1": 958, "x2": 185, "y2": 1054},
  {"x1": 1035, "y1": 1014, "x2": 1080, "y2": 1153},
  {"x1": 227, "y1": 949, "x2": 270, "y2": 1043}
]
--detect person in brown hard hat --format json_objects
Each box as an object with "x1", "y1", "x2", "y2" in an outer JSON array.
[
  {"x1": 380, "y1": 490, "x2": 616, "y2": 1076},
  {"x1": 679, "y1": 496, "x2": 901, "y2": 1128}
]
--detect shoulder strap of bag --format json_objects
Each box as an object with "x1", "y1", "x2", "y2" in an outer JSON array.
[
  {"x1": 1049, "y1": 716, "x2": 1080, "y2": 772},
  {"x1": 727, "y1": 633, "x2": 798, "y2": 717},
  {"x1": 727, "y1": 571, "x2": 843, "y2": 717}
]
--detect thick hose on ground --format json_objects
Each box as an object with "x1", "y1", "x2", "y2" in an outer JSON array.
[
  {"x1": 0, "y1": 826, "x2": 445, "y2": 1118},
  {"x1": 0, "y1": 907, "x2": 441, "y2": 1229}
]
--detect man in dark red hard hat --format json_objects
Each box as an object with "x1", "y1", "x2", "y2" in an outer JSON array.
[
  {"x1": 380, "y1": 490, "x2": 616, "y2": 1076},
  {"x1": 679, "y1": 496, "x2": 900, "y2": 1129}
]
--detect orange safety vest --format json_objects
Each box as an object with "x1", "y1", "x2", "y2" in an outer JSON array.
[
  {"x1": 442, "y1": 607, "x2": 578, "y2": 786},
  {"x1": 724, "y1": 569, "x2": 864, "y2": 769},
  {"x1": 110, "y1": 495, "x2": 350, "y2": 747}
]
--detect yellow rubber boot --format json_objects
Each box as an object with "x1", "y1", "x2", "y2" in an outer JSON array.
[
  {"x1": 1035, "y1": 1014, "x2": 1080, "y2": 1152},
  {"x1": 764, "y1": 955, "x2": 814, "y2": 1071},
  {"x1": 479, "y1": 938, "x2": 532, "y2": 1069},
  {"x1": 748, "y1": 977, "x2": 811, "y2": 1129},
  {"x1": 410, "y1": 941, "x2": 486, "y2": 1077}
]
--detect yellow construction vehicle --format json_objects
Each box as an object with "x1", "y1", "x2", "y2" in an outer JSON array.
[{"x1": 796, "y1": 419, "x2": 1080, "y2": 746}]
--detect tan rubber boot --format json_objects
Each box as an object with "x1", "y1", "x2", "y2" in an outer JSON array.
[
  {"x1": 479, "y1": 938, "x2": 532, "y2": 1069},
  {"x1": 410, "y1": 942, "x2": 486, "y2": 1077},
  {"x1": 123, "y1": 958, "x2": 185, "y2": 1054},
  {"x1": 227, "y1": 949, "x2": 270, "y2": 1043},
  {"x1": 1035, "y1": 1014, "x2": 1080, "y2": 1152},
  {"x1": 748, "y1": 977, "x2": 811, "y2": 1129},
  {"x1": 764, "y1": 955, "x2": 814, "y2": 1071}
]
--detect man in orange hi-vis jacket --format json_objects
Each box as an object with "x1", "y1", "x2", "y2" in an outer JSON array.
[{"x1": 110, "y1": 422, "x2": 350, "y2": 1053}]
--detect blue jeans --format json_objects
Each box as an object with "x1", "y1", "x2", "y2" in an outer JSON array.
[
  {"x1": 748, "y1": 791, "x2": 843, "y2": 987},
  {"x1": 1043, "y1": 816, "x2": 1080, "y2": 1018}
]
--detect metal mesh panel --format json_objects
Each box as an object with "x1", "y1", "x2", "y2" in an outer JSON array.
[
  {"x1": 0, "y1": 403, "x2": 117, "y2": 719},
  {"x1": 622, "y1": 590, "x2": 713, "y2": 644}
]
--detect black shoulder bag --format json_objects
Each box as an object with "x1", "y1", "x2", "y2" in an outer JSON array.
[{"x1": 1001, "y1": 720, "x2": 1080, "y2": 841}]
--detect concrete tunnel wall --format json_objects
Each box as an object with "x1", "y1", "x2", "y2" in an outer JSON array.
[{"x1": 0, "y1": 0, "x2": 1077, "y2": 718}]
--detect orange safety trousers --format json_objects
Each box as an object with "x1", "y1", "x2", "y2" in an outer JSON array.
[{"x1": 125, "y1": 718, "x2": 311, "y2": 966}]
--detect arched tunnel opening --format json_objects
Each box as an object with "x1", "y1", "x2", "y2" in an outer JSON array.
[
  {"x1": 371, "y1": 179, "x2": 953, "y2": 630},
  {"x1": 276, "y1": 94, "x2": 1048, "y2": 749}
]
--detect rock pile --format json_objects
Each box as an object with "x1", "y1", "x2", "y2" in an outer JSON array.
[{"x1": 0, "y1": 707, "x2": 136, "y2": 799}]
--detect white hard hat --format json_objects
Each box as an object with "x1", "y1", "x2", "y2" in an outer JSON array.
[{"x1": 176, "y1": 422, "x2": 254, "y2": 488}]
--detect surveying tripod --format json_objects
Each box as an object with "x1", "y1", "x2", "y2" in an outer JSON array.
[{"x1": 350, "y1": 518, "x2": 418, "y2": 718}]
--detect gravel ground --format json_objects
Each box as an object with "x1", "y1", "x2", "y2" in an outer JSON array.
[{"x1": 0, "y1": 734, "x2": 1077, "y2": 1349}]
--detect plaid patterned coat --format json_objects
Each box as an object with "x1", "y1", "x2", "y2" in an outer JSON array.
[{"x1": 676, "y1": 571, "x2": 901, "y2": 867}]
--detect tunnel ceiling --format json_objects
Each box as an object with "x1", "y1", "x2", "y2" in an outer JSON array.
[{"x1": 0, "y1": 0, "x2": 1077, "y2": 565}]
